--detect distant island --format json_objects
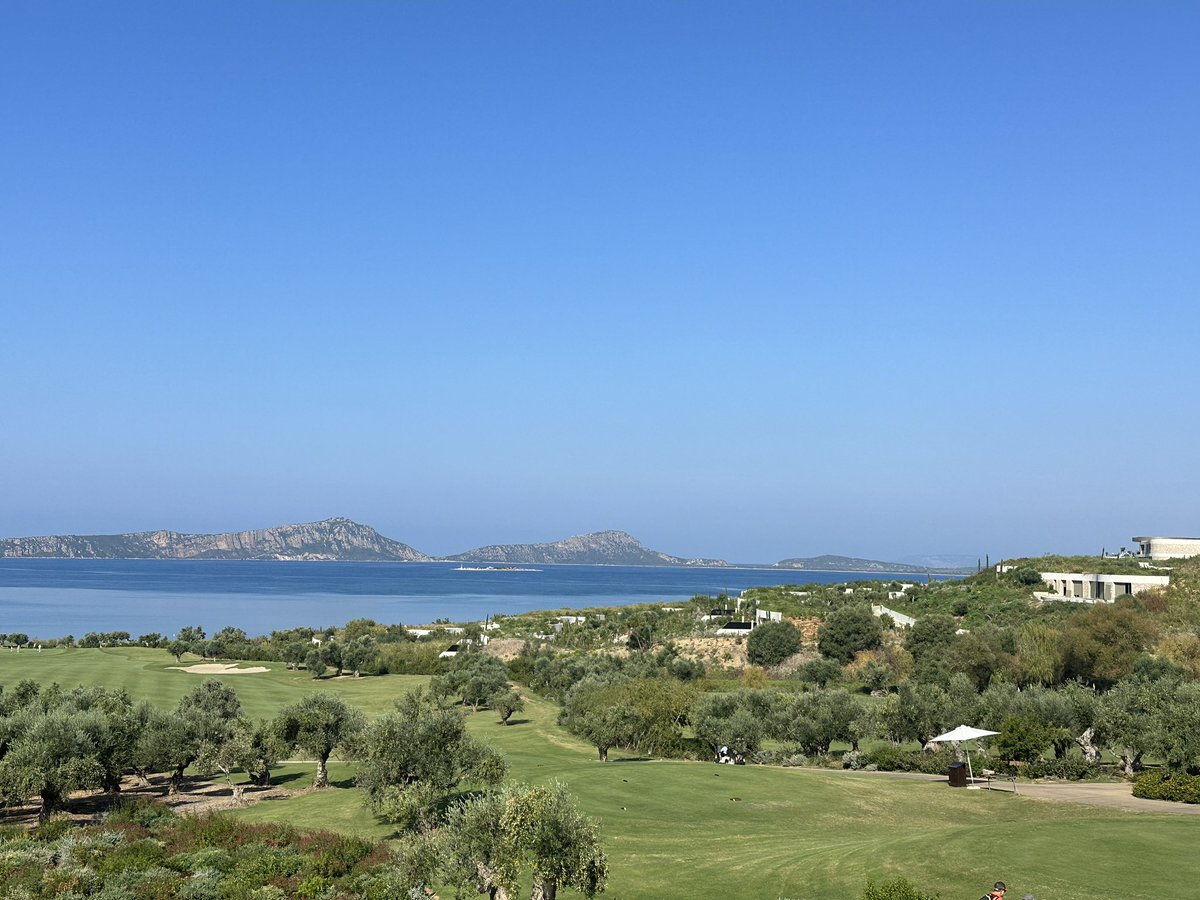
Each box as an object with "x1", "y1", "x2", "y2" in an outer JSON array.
[
  {"x1": 0, "y1": 519, "x2": 723, "y2": 567},
  {"x1": 446, "y1": 530, "x2": 726, "y2": 567},
  {"x1": 0, "y1": 517, "x2": 429, "y2": 562},
  {"x1": 775, "y1": 554, "x2": 972, "y2": 575},
  {"x1": 0, "y1": 517, "x2": 971, "y2": 573}
]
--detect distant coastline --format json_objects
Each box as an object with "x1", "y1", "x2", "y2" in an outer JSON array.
[{"x1": 0, "y1": 517, "x2": 970, "y2": 575}]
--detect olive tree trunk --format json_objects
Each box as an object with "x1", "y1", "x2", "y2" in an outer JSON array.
[
  {"x1": 1074, "y1": 727, "x2": 1100, "y2": 763},
  {"x1": 39, "y1": 787, "x2": 61, "y2": 824}
]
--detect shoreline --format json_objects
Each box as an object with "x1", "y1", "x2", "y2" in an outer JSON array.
[{"x1": 0, "y1": 557, "x2": 968, "y2": 577}]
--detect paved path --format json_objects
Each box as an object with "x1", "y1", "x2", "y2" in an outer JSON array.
[{"x1": 1010, "y1": 781, "x2": 1200, "y2": 815}]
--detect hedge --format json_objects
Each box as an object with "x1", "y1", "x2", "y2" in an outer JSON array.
[{"x1": 1132, "y1": 770, "x2": 1200, "y2": 803}]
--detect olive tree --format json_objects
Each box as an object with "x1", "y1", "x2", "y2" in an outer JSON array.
[
  {"x1": 166, "y1": 640, "x2": 189, "y2": 663},
  {"x1": 275, "y1": 692, "x2": 365, "y2": 787},
  {"x1": 341, "y1": 635, "x2": 378, "y2": 678},
  {"x1": 305, "y1": 648, "x2": 327, "y2": 679},
  {"x1": 447, "y1": 653, "x2": 510, "y2": 710},
  {"x1": 0, "y1": 708, "x2": 105, "y2": 822},
  {"x1": 491, "y1": 688, "x2": 525, "y2": 726},
  {"x1": 355, "y1": 690, "x2": 507, "y2": 827},
  {"x1": 772, "y1": 689, "x2": 861, "y2": 755},
  {"x1": 1097, "y1": 677, "x2": 1163, "y2": 776},
  {"x1": 504, "y1": 782, "x2": 608, "y2": 900},
  {"x1": 690, "y1": 689, "x2": 775, "y2": 755},
  {"x1": 282, "y1": 641, "x2": 309, "y2": 670},
  {"x1": 137, "y1": 679, "x2": 243, "y2": 794},
  {"x1": 443, "y1": 782, "x2": 608, "y2": 900}
]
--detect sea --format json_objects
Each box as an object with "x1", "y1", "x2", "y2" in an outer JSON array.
[{"x1": 0, "y1": 559, "x2": 956, "y2": 639}]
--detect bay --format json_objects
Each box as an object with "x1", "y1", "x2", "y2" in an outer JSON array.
[{"x1": 0, "y1": 558, "x2": 953, "y2": 638}]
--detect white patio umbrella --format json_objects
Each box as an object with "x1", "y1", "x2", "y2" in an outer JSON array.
[{"x1": 930, "y1": 725, "x2": 999, "y2": 785}]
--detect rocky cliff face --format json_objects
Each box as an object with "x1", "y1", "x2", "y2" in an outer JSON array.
[
  {"x1": 0, "y1": 517, "x2": 430, "y2": 561},
  {"x1": 447, "y1": 530, "x2": 727, "y2": 566}
]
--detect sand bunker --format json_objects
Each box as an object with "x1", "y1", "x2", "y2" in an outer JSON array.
[{"x1": 169, "y1": 663, "x2": 270, "y2": 675}]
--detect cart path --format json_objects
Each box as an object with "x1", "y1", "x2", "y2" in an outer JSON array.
[
  {"x1": 1010, "y1": 781, "x2": 1200, "y2": 815},
  {"x1": 798, "y1": 768, "x2": 1200, "y2": 815}
]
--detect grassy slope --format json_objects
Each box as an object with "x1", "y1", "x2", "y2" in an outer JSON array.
[
  {"x1": 2, "y1": 649, "x2": 1195, "y2": 899},
  {"x1": 0, "y1": 646, "x2": 425, "y2": 720}
]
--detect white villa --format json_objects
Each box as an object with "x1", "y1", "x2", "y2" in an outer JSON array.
[
  {"x1": 1132, "y1": 536, "x2": 1200, "y2": 561},
  {"x1": 1036, "y1": 571, "x2": 1169, "y2": 604}
]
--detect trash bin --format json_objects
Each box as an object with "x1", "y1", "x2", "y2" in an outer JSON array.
[{"x1": 948, "y1": 761, "x2": 967, "y2": 787}]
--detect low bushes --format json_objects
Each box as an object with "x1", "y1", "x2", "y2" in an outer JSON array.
[
  {"x1": 864, "y1": 746, "x2": 957, "y2": 775},
  {"x1": 1017, "y1": 756, "x2": 1101, "y2": 780},
  {"x1": 1133, "y1": 770, "x2": 1200, "y2": 803},
  {"x1": 750, "y1": 749, "x2": 810, "y2": 767},
  {"x1": 0, "y1": 806, "x2": 399, "y2": 899}
]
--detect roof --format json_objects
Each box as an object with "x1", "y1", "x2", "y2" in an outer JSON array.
[{"x1": 1132, "y1": 536, "x2": 1200, "y2": 542}]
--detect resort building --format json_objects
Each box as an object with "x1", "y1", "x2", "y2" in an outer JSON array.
[
  {"x1": 871, "y1": 604, "x2": 917, "y2": 628},
  {"x1": 1036, "y1": 571, "x2": 1169, "y2": 604},
  {"x1": 716, "y1": 621, "x2": 754, "y2": 636},
  {"x1": 1132, "y1": 536, "x2": 1200, "y2": 560}
]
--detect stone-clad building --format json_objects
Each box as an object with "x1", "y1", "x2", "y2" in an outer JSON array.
[
  {"x1": 1132, "y1": 536, "x2": 1200, "y2": 561},
  {"x1": 1037, "y1": 571, "x2": 1169, "y2": 603}
]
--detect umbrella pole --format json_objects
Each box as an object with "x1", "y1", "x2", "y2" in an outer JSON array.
[{"x1": 966, "y1": 746, "x2": 975, "y2": 785}]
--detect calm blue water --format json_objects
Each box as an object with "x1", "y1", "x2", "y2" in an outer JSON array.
[{"x1": 0, "y1": 559, "x2": 950, "y2": 638}]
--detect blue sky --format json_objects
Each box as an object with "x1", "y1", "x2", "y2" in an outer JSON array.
[{"x1": 2, "y1": 2, "x2": 1198, "y2": 562}]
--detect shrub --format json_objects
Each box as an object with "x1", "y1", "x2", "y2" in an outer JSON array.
[
  {"x1": 308, "y1": 833, "x2": 374, "y2": 878},
  {"x1": 107, "y1": 798, "x2": 178, "y2": 829},
  {"x1": 1133, "y1": 770, "x2": 1200, "y2": 803},
  {"x1": 30, "y1": 817, "x2": 73, "y2": 842},
  {"x1": 994, "y1": 714, "x2": 1055, "y2": 764},
  {"x1": 96, "y1": 839, "x2": 168, "y2": 876},
  {"x1": 1011, "y1": 567, "x2": 1043, "y2": 586},
  {"x1": 862, "y1": 877, "x2": 939, "y2": 900},
  {"x1": 747, "y1": 620, "x2": 802, "y2": 667},
  {"x1": 799, "y1": 657, "x2": 844, "y2": 687},
  {"x1": 818, "y1": 606, "x2": 883, "y2": 663}
]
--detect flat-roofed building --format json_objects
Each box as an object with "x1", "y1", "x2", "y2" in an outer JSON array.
[
  {"x1": 1132, "y1": 536, "x2": 1200, "y2": 561},
  {"x1": 1037, "y1": 571, "x2": 1169, "y2": 604}
]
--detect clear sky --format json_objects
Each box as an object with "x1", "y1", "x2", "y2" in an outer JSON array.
[{"x1": 2, "y1": 2, "x2": 1198, "y2": 563}]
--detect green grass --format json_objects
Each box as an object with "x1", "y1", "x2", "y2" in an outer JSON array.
[
  {"x1": 0, "y1": 646, "x2": 426, "y2": 720},
  {"x1": 3, "y1": 649, "x2": 1196, "y2": 899}
]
